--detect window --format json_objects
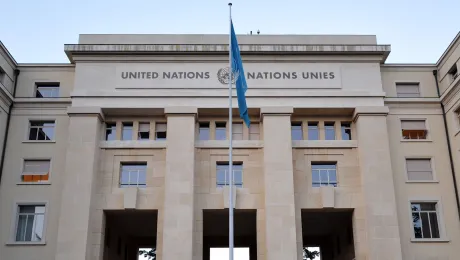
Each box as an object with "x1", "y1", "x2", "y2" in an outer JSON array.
[
  {"x1": 396, "y1": 83, "x2": 420, "y2": 98},
  {"x1": 401, "y1": 120, "x2": 427, "y2": 140},
  {"x1": 21, "y1": 160, "x2": 50, "y2": 183},
  {"x1": 35, "y1": 83, "x2": 60, "y2": 98},
  {"x1": 122, "y1": 122, "x2": 133, "y2": 140},
  {"x1": 312, "y1": 163, "x2": 337, "y2": 187},
  {"x1": 28, "y1": 121, "x2": 55, "y2": 141},
  {"x1": 448, "y1": 64, "x2": 458, "y2": 81},
  {"x1": 138, "y1": 122, "x2": 150, "y2": 140},
  {"x1": 308, "y1": 122, "x2": 319, "y2": 140},
  {"x1": 0, "y1": 66, "x2": 5, "y2": 84},
  {"x1": 199, "y1": 122, "x2": 210, "y2": 140},
  {"x1": 106, "y1": 123, "x2": 117, "y2": 141},
  {"x1": 406, "y1": 159, "x2": 433, "y2": 181},
  {"x1": 215, "y1": 122, "x2": 227, "y2": 140},
  {"x1": 216, "y1": 163, "x2": 243, "y2": 188},
  {"x1": 411, "y1": 202, "x2": 440, "y2": 239},
  {"x1": 15, "y1": 205, "x2": 45, "y2": 242},
  {"x1": 155, "y1": 123, "x2": 167, "y2": 140},
  {"x1": 291, "y1": 122, "x2": 303, "y2": 140},
  {"x1": 325, "y1": 122, "x2": 335, "y2": 140},
  {"x1": 120, "y1": 163, "x2": 147, "y2": 187},
  {"x1": 341, "y1": 122, "x2": 351, "y2": 140},
  {"x1": 233, "y1": 123, "x2": 243, "y2": 140},
  {"x1": 249, "y1": 123, "x2": 260, "y2": 140}
]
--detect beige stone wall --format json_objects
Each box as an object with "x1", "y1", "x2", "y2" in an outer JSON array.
[
  {"x1": 381, "y1": 66, "x2": 438, "y2": 97},
  {"x1": 438, "y1": 36, "x2": 460, "y2": 95},
  {"x1": 15, "y1": 66, "x2": 75, "y2": 97}
]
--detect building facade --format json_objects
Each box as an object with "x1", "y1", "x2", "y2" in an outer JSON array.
[{"x1": 0, "y1": 32, "x2": 459, "y2": 260}]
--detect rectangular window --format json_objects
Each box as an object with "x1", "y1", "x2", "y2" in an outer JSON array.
[
  {"x1": 216, "y1": 163, "x2": 243, "y2": 188},
  {"x1": 105, "y1": 123, "x2": 117, "y2": 141},
  {"x1": 312, "y1": 163, "x2": 337, "y2": 187},
  {"x1": 138, "y1": 122, "x2": 150, "y2": 140},
  {"x1": 308, "y1": 122, "x2": 319, "y2": 140},
  {"x1": 120, "y1": 163, "x2": 147, "y2": 187},
  {"x1": 291, "y1": 122, "x2": 303, "y2": 140},
  {"x1": 406, "y1": 159, "x2": 433, "y2": 181},
  {"x1": 22, "y1": 160, "x2": 50, "y2": 183},
  {"x1": 15, "y1": 205, "x2": 46, "y2": 242},
  {"x1": 325, "y1": 122, "x2": 336, "y2": 140},
  {"x1": 121, "y1": 122, "x2": 133, "y2": 140},
  {"x1": 35, "y1": 83, "x2": 60, "y2": 98},
  {"x1": 448, "y1": 64, "x2": 458, "y2": 81},
  {"x1": 401, "y1": 120, "x2": 427, "y2": 140},
  {"x1": 411, "y1": 202, "x2": 440, "y2": 239},
  {"x1": 249, "y1": 123, "x2": 260, "y2": 140},
  {"x1": 396, "y1": 83, "x2": 420, "y2": 98},
  {"x1": 341, "y1": 122, "x2": 351, "y2": 140},
  {"x1": 199, "y1": 122, "x2": 210, "y2": 140},
  {"x1": 233, "y1": 123, "x2": 243, "y2": 140},
  {"x1": 155, "y1": 123, "x2": 167, "y2": 140},
  {"x1": 215, "y1": 122, "x2": 227, "y2": 140},
  {"x1": 28, "y1": 121, "x2": 55, "y2": 141}
]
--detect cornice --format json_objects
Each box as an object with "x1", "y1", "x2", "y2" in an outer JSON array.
[{"x1": 64, "y1": 44, "x2": 391, "y2": 63}]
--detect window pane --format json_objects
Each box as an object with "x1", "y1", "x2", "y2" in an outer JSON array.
[
  {"x1": 308, "y1": 123, "x2": 319, "y2": 140},
  {"x1": 412, "y1": 212, "x2": 422, "y2": 238},
  {"x1": 33, "y1": 214, "x2": 44, "y2": 241},
  {"x1": 39, "y1": 127, "x2": 54, "y2": 140},
  {"x1": 325, "y1": 122, "x2": 335, "y2": 140},
  {"x1": 16, "y1": 215, "x2": 28, "y2": 241},
  {"x1": 139, "y1": 123, "x2": 150, "y2": 132},
  {"x1": 122, "y1": 123, "x2": 133, "y2": 140},
  {"x1": 215, "y1": 128, "x2": 226, "y2": 140},
  {"x1": 249, "y1": 123, "x2": 260, "y2": 140},
  {"x1": 429, "y1": 212, "x2": 440, "y2": 238},
  {"x1": 29, "y1": 128, "x2": 38, "y2": 140},
  {"x1": 138, "y1": 171, "x2": 146, "y2": 187},
  {"x1": 329, "y1": 170, "x2": 337, "y2": 183},
  {"x1": 411, "y1": 203, "x2": 421, "y2": 211},
  {"x1": 320, "y1": 170, "x2": 328, "y2": 184},
  {"x1": 155, "y1": 123, "x2": 167, "y2": 132},
  {"x1": 420, "y1": 203, "x2": 436, "y2": 211},
  {"x1": 156, "y1": 131, "x2": 167, "y2": 140},
  {"x1": 312, "y1": 170, "x2": 320, "y2": 183},
  {"x1": 138, "y1": 132, "x2": 149, "y2": 140},
  {"x1": 421, "y1": 213, "x2": 431, "y2": 238},
  {"x1": 199, "y1": 122, "x2": 210, "y2": 140},
  {"x1": 291, "y1": 123, "x2": 302, "y2": 140},
  {"x1": 106, "y1": 124, "x2": 116, "y2": 141},
  {"x1": 341, "y1": 123, "x2": 351, "y2": 140},
  {"x1": 19, "y1": 206, "x2": 36, "y2": 213}
]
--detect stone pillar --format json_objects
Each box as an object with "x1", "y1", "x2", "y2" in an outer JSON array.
[
  {"x1": 161, "y1": 107, "x2": 197, "y2": 260},
  {"x1": 55, "y1": 107, "x2": 103, "y2": 260},
  {"x1": 261, "y1": 107, "x2": 298, "y2": 260},
  {"x1": 353, "y1": 107, "x2": 403, "y2": 260}
]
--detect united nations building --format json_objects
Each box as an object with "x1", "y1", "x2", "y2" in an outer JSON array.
[{"x1": 1, "y1": 32, "x2": 460, "y2": 260}]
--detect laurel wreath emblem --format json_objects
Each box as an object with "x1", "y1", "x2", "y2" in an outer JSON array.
[{"x1": 217, "y1": 67, "x2": 239, "y2": 85}]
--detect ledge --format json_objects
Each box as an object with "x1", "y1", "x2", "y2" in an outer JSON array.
[
  {"x1": 6, "y1": 241, "x2": 46, "y2": 246},
  {"x1": 22, "y1": 140, "x2": 56, "y2": 144},
  {"x1": 14, "y1": 97, "x2": 72, "y2": 104},
  {"x1": 100, "y1": 140, "x2": 167, "y2": 149},
  {"x1": 195, "y1": 140, "x2": 263, "y2": 148},
  {"x1": 400, "y1": 139, "x2": 432, "y2": 143},
  {"x1": 292, "y1": 140, "x2": 357, "y2": 148},
  {"x1": 410, "y1": 238, "x2": 450, "y2": 243},
  {"x1": 17, "y1": 182, "x2": 51, "y2": 185},
  {"x1": 384, "y1": 97, "x2": 440, "y2": 103}
]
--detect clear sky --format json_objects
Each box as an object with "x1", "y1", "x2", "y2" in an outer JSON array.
[{"x1": 1, "y1": 0, "x2": 458, "y2": 64}]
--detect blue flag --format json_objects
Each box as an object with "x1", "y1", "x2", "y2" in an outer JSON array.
[{"x1": 230, "y1": 20, "x2": 250, "y2": 128}]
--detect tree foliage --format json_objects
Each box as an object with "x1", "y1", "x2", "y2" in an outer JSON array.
[
  {"x1": 139, "y1": 248, "x2": 156, "y2": 260},
  {"x1": 303, "y1": 247, "x2": 320, "y2": 260}
]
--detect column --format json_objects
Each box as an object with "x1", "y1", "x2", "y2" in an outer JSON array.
[
  {"x1": 261, "y1": 107, "x2": 299, "y2": 260},
  {"x1": 161, "y1": 107, "x2": 197, "y2": 260},
  {"x1": 55, "y1": 107, "x2": 103, "y2": 260},
  {"x1": 353, "y1": 107, "x2": 403, "y2": 260}
]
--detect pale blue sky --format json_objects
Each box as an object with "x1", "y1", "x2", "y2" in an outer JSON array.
[{"x1": 1, "y1": 0, "x2": 458, "y2": 64}]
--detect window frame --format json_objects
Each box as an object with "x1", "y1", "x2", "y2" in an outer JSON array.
[
  {"x1": 198, "y1": 122, "x2": 210, "y2": 141},
  {"x1": 121, "y1": 122, "x2": 133, "y2": 141},
  {"x1": 119, "y1": 162, "x2": 147, "y2": 188},
  {"x1": 105, "y1": 122, "x2": 117, "y2": 141},
  {"x1": 395, "y1": 82, "x2": 421, "y2": 98},
  {"x1": 216, "y1": 162, "x2": 243, "y2": 188},
  {"x1": 155, "y1": 122, "x2": 167, "y2": 141},
  {"x1": 35, "y1": 82, "x2": 60, "y2": 98},
  {"x1": 26, "y1": 120, "x2": 56, "y2": 142},
  {"x1": 408, "y1": 198, "x2": 448, "y2": 242},
  {"x1": 215, "y1": 122, "x2": 227, "y2": 140},
  {"x1": 340, "y1": 122, "x2": 352, "y2": 140},
  {"x1": 311, "y1": 162, "x2": 338, "y2": 187},
  {"x1": 404, "y1": 156, "x2": 438, "y2": 183},
  {"x1": 19, "y1": 158, "x2": 52, "y2": 185},
  {"x1": 9, "y1": 202, "x2": 48, "y2": 245},
  {"x1": 400, "y1": 118, "x2": 430, "y2": 141},
  {"x1": 137, "y1": 122, "x2": 150, "y2": 141},
  {"x1": 291, "y1": 122, "x2": 303, "y2": 140},
  {"x1": 307, "y1": 122, "x2": 319, "y2": 140}
]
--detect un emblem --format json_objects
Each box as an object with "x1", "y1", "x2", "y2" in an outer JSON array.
[{"x1": 217, "y1": 67, "x2": 239, "y2": 85}]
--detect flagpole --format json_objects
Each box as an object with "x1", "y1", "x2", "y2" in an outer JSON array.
[{"x1": 228, "y1": 3, "x2": 234, "y2": 260}]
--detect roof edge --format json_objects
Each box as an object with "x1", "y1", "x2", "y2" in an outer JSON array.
[{"x1": 436, "y1": 31, "x2": 460, "y2": 66}]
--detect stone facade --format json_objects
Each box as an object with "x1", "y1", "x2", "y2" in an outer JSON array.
[{"x1": 0, "y1": 32, "x2": 460, "y2": 260}]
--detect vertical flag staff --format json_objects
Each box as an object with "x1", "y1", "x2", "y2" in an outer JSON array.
[{"x1": 228, "y1": 2, "x2": 250, "y2": 260}]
